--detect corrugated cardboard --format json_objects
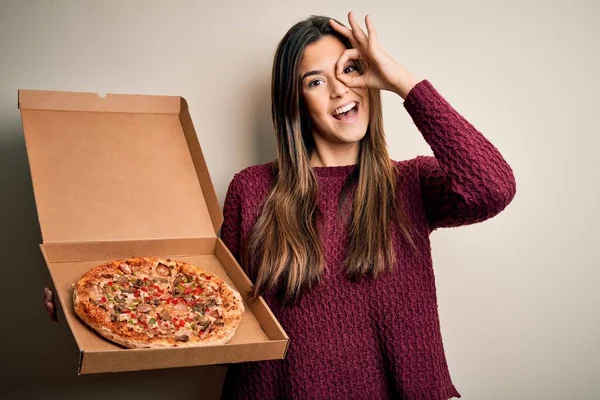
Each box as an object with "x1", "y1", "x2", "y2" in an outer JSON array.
[{"x1": 19, "y1": 89, "x2": 288, "y2": 374}]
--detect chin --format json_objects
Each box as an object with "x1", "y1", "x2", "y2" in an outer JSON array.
[
  {"x1": 317, "y1": 126, "x2": 365, "y2": 145},
  {"x1": 343, "y1": 131, "x2": 367, "y2": 143},
  {"x1": 340, "y1": 125, "x2": 368, "y2": 142}
]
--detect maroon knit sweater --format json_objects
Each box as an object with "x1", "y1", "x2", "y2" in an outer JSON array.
[{"x1": 219, "y1": 80, "x2": 516, "y2": 400}]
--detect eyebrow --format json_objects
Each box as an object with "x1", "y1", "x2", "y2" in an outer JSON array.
[{"x1": 301, "y1": 70, "x2": 323, "y2": 82}]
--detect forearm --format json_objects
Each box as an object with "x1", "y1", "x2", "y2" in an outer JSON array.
[
  {"x1": 405, "y1": 80, "x2": 517, "y2": 228},
  {"x1": 389, "y1": 64, "x2": 422, "y2": 99}
]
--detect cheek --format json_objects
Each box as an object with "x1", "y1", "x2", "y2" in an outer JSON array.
[
  {"x1": 305, "y1": 97, "x2": 330, "y2": 123},
  {"x1": 362, "y1": 104, "x2": 370, "y2": 121}
]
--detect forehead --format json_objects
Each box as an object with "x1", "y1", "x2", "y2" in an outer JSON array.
[{"x1": 299, "y1": 35, "x2": 347, "y2": 74}]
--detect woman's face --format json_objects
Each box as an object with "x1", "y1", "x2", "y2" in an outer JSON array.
[{"x1": 298, "y1": 35, "x2": 370, "y2": 150}]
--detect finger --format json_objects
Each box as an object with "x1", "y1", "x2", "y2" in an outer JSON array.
[
  {"x1": 337, "y1": 72, "x2": 367, "y2": 89},
  {"x1": 46, "y1": 302, "x2": 58, "y2": 322},
  {"x1": 336, "y1": 48, "x2": 360, "y2": 75},
  {"x1": 347, "y1": 11, "x2": 368, "y2": 44},
  {"x1": 43, "y1": 287, "x2": 52, "y2": 303},
  {"x1": 365, "y1": 15, "x2": 378, "y2": 44},
  {"x1": 328, "y1": 19, "x2": 359, "y2": 48}
]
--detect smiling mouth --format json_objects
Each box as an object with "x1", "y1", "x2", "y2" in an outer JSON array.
[{"x1": 332, "y1": 102, "x2": 359, "y2": 122}]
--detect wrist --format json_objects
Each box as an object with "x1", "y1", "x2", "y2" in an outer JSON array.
[{"x1": 390, "y1": 67, "x2": 421, "y2": 99}]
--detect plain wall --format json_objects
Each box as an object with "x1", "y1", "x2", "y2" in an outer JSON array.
[{"x1": 1, "y1": 0, "x2": 598, "y2": 398}]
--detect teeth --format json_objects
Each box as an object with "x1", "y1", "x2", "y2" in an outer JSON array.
[{"x1": 333, "y1": 102, "x2": 357, "y2": 116}]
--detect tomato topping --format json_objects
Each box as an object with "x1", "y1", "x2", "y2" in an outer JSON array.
[
  {"x1": 179, "y1": 320, "x2": 185, "y2": 327},
  {"x1": 100, "y1": 297, "x2": 107, "y2": 302},
  {"x1": 107, "y1": 282, "x2": 113, "y2": 286}
]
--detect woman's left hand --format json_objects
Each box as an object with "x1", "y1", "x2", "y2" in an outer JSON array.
[{"x1": 329, "y1": 12, "x2": 421, "y2": 99}]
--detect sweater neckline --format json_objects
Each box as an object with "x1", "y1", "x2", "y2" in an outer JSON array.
[{"x1": 311, "y1": 163, "x2": 358, "y2": 178}]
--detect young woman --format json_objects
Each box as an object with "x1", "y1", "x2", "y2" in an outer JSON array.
[
  {"x1": 218, "y1": 12, "x2": 516, "y2": 400},
  {"x1": 44, "y1": 11, "x2": 516, "y2": 400}
]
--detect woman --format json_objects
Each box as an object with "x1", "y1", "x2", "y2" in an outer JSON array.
[
  {"x1": 44, "y1": 12, "x2": 516, "y2": 400},
  {"x1": 218, "y1": 12, "x2": 516, "y2": 399}
]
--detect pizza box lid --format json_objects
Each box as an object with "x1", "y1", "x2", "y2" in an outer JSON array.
[{"x1": 18, "y1": 89, "x2": 221, "y2": 244}]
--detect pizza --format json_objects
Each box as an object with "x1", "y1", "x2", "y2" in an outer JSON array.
[{"x1": 73, "y1": 257, "x2": 244, "y2": 348}]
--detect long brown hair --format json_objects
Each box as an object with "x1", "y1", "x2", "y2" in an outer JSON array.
[{"x1": 244, "y1": 15, "x2": 418, "y2": 305}]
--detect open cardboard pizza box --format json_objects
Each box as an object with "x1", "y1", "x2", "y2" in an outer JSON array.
[{"x1": 18, "y1": 89, "x2": 289, "y2": 374}]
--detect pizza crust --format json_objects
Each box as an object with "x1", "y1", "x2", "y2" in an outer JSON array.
[{"x1": 73, "y1": 257, "x2": 244, "y2": 349}]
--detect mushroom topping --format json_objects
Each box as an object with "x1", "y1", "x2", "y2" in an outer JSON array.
[
  {"x1": 159, "y1": 310, "x2": 171, "y2": 321},
  {"x1": 204, "y1": 298, "x2": 217, "y2": 308},
  {"x1": 156, "y1": 263, "x2": 171, "y2": 277},
  {"x1": 115, "y1": 304, "x2": 127, "y2": 313},
  {"x1": 193, "y1": 303, "x2": 204, "y2": 313},
  {"x1": 198, "y1": 318, "x2": 211, "y2": 331}
]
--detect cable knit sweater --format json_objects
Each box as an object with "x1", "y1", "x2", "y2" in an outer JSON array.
[{"x1": 219, "y1": 80, "x2": 516, "y2": 400}]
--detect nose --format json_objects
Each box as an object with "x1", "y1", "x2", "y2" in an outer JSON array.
[{"x1": 330, "y1": 77, "x2": 349, "y2": 99}]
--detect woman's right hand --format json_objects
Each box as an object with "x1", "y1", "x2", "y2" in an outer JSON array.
[{"x1": 44, "y1": 287, "x2": 58, "y2": 321}]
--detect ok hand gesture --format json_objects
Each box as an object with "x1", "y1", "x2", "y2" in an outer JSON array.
[{"x1": 329, "y1": 12, "x2": 421, "y2": 99}]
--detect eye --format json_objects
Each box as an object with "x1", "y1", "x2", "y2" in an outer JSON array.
[
  {"x1": 308, "y1": 79, "x2": 324, "y2": 88},
  {"x1": 344, "y1": 65, "x2": 357, "y2": 74}
]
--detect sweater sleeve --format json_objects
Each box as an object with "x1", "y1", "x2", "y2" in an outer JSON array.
[
  {"x1": 403, "y1": 80, "x2": 517, "y2": 231},
  {"x1": 220, "y1": 173, "x2": 243, "y2": 264}
]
